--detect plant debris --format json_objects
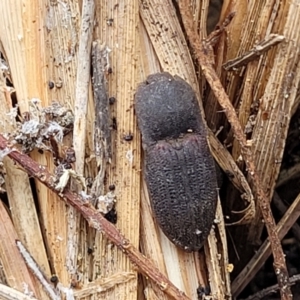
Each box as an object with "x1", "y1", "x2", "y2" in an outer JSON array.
[{"x1": 11, "y1": 100, "x2": 73, "y2": 153}]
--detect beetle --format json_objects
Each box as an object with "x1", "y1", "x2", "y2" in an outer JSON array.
[{"x1": 134, "y1": 72, "x2": 218, "y2": 251}]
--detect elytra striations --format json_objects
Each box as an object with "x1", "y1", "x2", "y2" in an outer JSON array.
[{"x1": 135, "y1": 72, "x2": 218, "y2": 251}]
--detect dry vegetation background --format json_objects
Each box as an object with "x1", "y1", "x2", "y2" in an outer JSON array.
[{"x1": 0, "y1": 0, "x2": 300, "y2": 300}]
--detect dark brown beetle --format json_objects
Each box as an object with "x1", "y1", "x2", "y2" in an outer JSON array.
[{"x1": 135, "y1": 72, "x2": 218, "y2": 251}]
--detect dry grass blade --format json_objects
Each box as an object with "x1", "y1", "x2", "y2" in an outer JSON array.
[
  {"x1": 0, "y1": 201, "x2": 39, "y2": 298},
  {"x1": 178, "y1": 1, "x2": 292, "y2": 299},
  {"x1": 93, "y1": 1, "x2": 142, "y2": 299},
  {"x1": 73, "y1": 0, "x2": 95, "y2": 174},
  {"x1": 140, "y1": 1, "x2": 230, "y2": 298},
  {"x1": 208, "y1": 131, "x2": 255, "y2": 225},
  {"x1": 3, "y1": 158, "x2": 51, "y2": 273},
  {"x1": 139, "y1": 180, "x2": 171, "y2": 300},
  {"x1": 205, "y1": 200, "x2": 231, "y2": 299},
  {"x1": 0, "y1": 3, "x2": 50, "y2": 297},
  {"x1": 67, "y1": 0, "x2": 95, "y2": 279},
  {"x1": 139, "y1": 0, "x2": 199, "y2": 92}
]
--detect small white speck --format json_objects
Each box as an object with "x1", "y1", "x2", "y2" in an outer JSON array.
[
  {"x1": 0, "y1": 148, "x2": 12, "y2": 161},
  {"x1": 79, "y1": 191, "x2": 92, "y2": 201},
  {"x1": 58, "y1": 283, "x2": 75, "y2": 300},
  {"x1": 0, "y1": 59, "x2": 9, "y2": 71},
  {"x1": 22, "y1": 283, "x2": 33, "y2": 297},
  {"x1": 126, "y1": 150, "x2": 133, "y2": 164}
]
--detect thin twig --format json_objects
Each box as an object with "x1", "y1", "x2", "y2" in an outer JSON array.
[
  {"x1": 178, "y1": 1, "x2": 291, "y2": 299},
  {"x1": 0, "y1": 134, "x2": 190, "y2": 300},
  {"x1": 241, "y1": 274, "x2": 300, "y2": 300},
  {"x1": 273, "y1": 192, "x2": 300, "y2": 243},
  {"x1": 206, "y1": 12, "x2": 235, "y2": 46},
  {"x1": 16, "y1": 241, "x2": 60, "y2": 300},
  {"x1": 276, "y1": 162, "x2": 300, "y2": 188},
  {"x1": 223, "y1": 34, "x2": 285, "y2": 70}
]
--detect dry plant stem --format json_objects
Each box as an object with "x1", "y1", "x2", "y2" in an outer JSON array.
[
  {"x1": 232, "y1": 192, "x2": 300, "y2": 296},
  {"x1": 70, "y1": 0, "x2": 95, "y2": 276},
  {"x1": 90, "y1": 41, "x2": 110, "y2": 202},
  {"x1": 0, "y1": 135, "x2": 190, "y2": 300},
  {"x1": 139, "y1": 179, "x2": 170, "y2": 299},
  {"x1": 73, "y1": 0, "x2": 95, "y2": 173},
  {"x1": 94, "y1": 1, "x2": 141, "y2": 299},
  {"x1": 92, "y1": 41, "x2": 111, "y2": 164},
  {"x1": 179, "y1": 2, "x2": 291, "y2": 299},
  {"x1": 204, "y1": 199, "x2": 231, "y2": 299}
]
